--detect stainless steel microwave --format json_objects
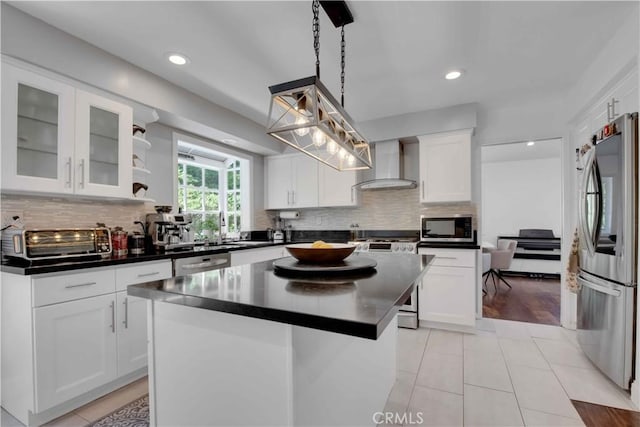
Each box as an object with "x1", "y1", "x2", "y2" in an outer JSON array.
[{"x1": 420, "y1": 215, "x2": 474, "y2": 243}]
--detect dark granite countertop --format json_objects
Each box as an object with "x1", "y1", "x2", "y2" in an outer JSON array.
[
  {"x1": 1, "y1": 241, "x2": 285, "y2": 275},
  {"x1": 128, "y1": 253, "x2": 434, "y2": 340},
  {"x1": 417, "y1": 242, "x2": 481, "y2": 250}
]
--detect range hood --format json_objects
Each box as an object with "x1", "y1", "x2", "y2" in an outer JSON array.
[{"x1": 353, "y1": 140, "x2": 417, "y2": 190}]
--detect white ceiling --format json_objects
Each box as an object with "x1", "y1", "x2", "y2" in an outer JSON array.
[{"x1": 9, "y1": 1, "x2": 637, "y2": 126}]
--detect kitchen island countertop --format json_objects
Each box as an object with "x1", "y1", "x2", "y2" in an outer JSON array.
[{"x1": 129, "y1": 252, "x2": 433, "y2": 340}]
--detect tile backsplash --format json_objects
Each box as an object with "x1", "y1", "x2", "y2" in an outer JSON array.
[
  {"x1": 1, "y1": 194, "x2": 153, "y2": 232},
  {"x1": 265, "y1": 188, "x2": 477, "y2": 231}
]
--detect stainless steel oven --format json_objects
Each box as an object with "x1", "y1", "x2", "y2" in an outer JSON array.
[
  {"x1": 349, "y1": 238, "x2": 419, "y2": 329},
  {"x1": 421, "y1": 214, "x2": 474, "y2": 243}
]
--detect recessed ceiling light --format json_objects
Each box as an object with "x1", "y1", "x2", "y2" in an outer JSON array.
[
  {"x1": 167, "y1": 53, "x2": 189, "y2": 65},
  {"x1": 445, "y1": 70, "x2": 463, "y2": 80},
  {"x1": 527, "y1": 141, "x2": 535, "y2": 147}
]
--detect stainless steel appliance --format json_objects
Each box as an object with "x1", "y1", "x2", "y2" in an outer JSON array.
[
  {"x1": 349, "y1": 237, "x2": 419, "y2": 328},
  {"x1": 146, "y1": 213, "x2": 195, "y2": 251},
  {"x1": 420, "y1": 214, "x2": 474, "y2": 243},
  {"x1": 173, "y1": 253, "x2": 231, "y2": 276},
  {"x1": 577, "y1": 112, "x2": 638, "y2": 390},
  {"x1": 2, "y1": 227, "x2": 112, "y2": 261}
]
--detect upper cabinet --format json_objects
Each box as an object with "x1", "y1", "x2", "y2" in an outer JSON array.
[
  {"x1": 266, "y1": 154, "x2": 318, "y2": 209},
  {"x1": 1, "y1": 63, "x2": 132, "y2": 199},
  {"x1": 75, "y1": 90, "x2": 132, "y2": 198},
  {"x1": 266, "y1": 154, "x2": 357, "y2": 210},
  {"x1": 418, "y1": 129, "x2": 473, "y2": 203},
  {"x1": 318, "y1": 162, "x2": 357, "y2": 207},
  {"x1": 589, "y1": 69, "x2": 638, "y2": 133}
]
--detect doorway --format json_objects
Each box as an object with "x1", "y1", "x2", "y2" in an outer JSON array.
[{"x1": 480, "y1": 138, "x2": 563, "y2": 325}]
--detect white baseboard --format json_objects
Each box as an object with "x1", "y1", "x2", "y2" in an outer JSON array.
[{"x1": 631, "y1": 380, "x2": 640, "y2": 409}]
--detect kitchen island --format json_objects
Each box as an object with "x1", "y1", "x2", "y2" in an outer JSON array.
[{"x1": 129, "y1": 252, "x2": 433, "y2": 426}]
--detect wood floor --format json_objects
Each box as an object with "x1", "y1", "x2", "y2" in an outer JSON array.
[
  {"x1": 482, "y1": 275, "x2": 561, "y2": 325},
  {"x1": 573, "y1": 400, "x2": 640, "y2": 427}
]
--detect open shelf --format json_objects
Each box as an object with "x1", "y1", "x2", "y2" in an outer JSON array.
[
  {"x1": 133, "y1": 135, "x2": 151, "y2": 149},
  {"x1": 133, "y1": 166, "x2": 151, "y2": 174},
  {"x1": 129, "y1": 196, "x2": 156, "y2": 203}
]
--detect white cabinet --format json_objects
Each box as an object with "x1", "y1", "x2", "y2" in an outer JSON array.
[
  {"x1": 266, "y1": 154, "x2": 318, "y2": 209},
  {"x1": 418, "y1": 248, "x2": 477, "y2": 328},
  {"x1": 418, "y1": 129, "x2": 473, "y2": 203},
  {"x1": 116, "y1": 292, "x2": 148, "y2": 376},
  {"x1": 1, "y1": 259, "x2": 171, "y2": 425},
  {"x1": 230, "y1": 246, "x2": 286, "y2": 266},
  {"x1": 1, "y1": 62, "x2": 133, "y2": 199},
  {"x1": 589, "y1": 69, "x2": 638, "y2": 133},
  {"x1": 318, "y1": 162, "x2": 357, "y2": 207},
  {"x1": 33, "y1": 294, "x2": 118, "y2": 412},
  {"x1": 266, "y1": 154, "x2": 357, "y2": 209},
  {"x1": 1, "y1": 64, "x2": 75, "y2": 194}
]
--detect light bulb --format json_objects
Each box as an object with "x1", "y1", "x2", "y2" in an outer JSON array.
[
  {"x1": 339, "y1": 148, "x2": 348, "y2": 159},
  {"x1": 327, "y1": 139, "x2": 338, "y2": 154},
  {"x1": 347, "y1": 154, "x2": 355, "y2": 166},
  {"x1": 294, "y1": 116, "x2": 309, "y2": 136},
  {"x1": 312, "y1": 128, "x2": 326, "y2": 146}
]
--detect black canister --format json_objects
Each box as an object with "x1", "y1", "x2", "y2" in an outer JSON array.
[{"x1": 128, "y1": 234, "x2": 146, "y2": 255}]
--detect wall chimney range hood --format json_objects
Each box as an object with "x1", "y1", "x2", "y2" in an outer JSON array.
[{"x1": 353, "y1": 140, "x2": 417, "y2": 190}]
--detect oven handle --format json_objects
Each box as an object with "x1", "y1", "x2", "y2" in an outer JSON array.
[{"x1": 181, "y1": 259, "x2": 229, "y2": 270}]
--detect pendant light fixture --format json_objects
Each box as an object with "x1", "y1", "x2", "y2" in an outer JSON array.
[{"x1": 266, "y1": 0, "x2": 372, "y2": 171}]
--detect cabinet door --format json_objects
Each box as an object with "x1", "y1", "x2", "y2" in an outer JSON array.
[
  {"x1": 116, "y1": 292, "x2": 148, "y2": 376},
  {"x1": 291, "y1": 155, "x2": 318, "y2": 208},
  {"x1": 75, "y1": 90, "x2": 132, "y2": 198},
  {"x1": 318, "y1": 163, "x2": 357, "y2": 207},
  {"x1": 1, "y1": 64, "x2": 75, "y2": 193},
  {"x1": 418, "y1": 265, "x2": 475, "y2": 327},
  {"x1": 34, "y1": 294, "x2": 117, "y2": 411},
  {"x1": 418, "y1": 131, "x2": 472, "y2": 203},
  {"x1": 266, "y1": 156, "x2": 293, "y2": 209}
]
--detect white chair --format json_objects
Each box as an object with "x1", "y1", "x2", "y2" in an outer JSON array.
[{"x1": 484, "y1": 239, "x2": 518, "y2": 291}]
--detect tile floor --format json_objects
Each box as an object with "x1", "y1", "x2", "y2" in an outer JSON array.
[
  {"x1": 1, "y1": 377, "x2": 148, "y2": 427},
  {"x1": 385, "y1": 318, "x2": 637, "y2": 426},
  {"x1": 1, "y1": 318, "x2": 637, "y2": 426}
]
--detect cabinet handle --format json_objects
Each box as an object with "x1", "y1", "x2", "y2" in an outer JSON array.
[
  {"x1": 65, "y1": 281, "x2": 96, "y2": 289},
  {"x1": 436, "y1": 256, "x2": 458, "y2": 260},
  {"x1": 287, "y1": 191, "x2": 290, "y2": 205},
  {"x1": 79, "y1": 158, "x2": 86, "y2": 188},
  {"x1": 292, "y1": 191, "x2": 295, "y2": 205},
  {"x1": 351, "y1": 188, "x2": 354, "y2": 203},
  {"x1": 421, "y1": 181, "x2": 425, "y2": 199},
  {"x1": 611, "y1": 97, "x2": 618, "y2": 119},
  {"x1": 123, "y1": 297, "x2": 129, "y2": 329},
  {"x1": 606, "y1": 102, "x2": 612, "y2": 122},
  {"x1": 66, "y1": 157, "x2": 72, "y2": 187},
  {"x1": 137, "y1": 271, "x2": 159, "y2": 278},
  {"x1": 110, "y1": 301, "x2": 115, "y2": 333}
]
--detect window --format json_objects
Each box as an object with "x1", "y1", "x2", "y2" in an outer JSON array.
[{"x1": 177, "y1": 158, "x2": 244, "y2": 237}]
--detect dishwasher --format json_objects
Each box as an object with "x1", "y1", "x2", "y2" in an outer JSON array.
[{"x1": 173, "y1": 252, "x2": 231, "y2": 276}]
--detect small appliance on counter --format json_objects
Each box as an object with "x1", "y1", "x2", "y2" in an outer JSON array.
[
  {"x1": 1, "y1": 227, "x2": 112, "y2": 263},
  {"x1": 111, "y1": 226, "x2": 128, "y2": 257},
  {"x1": 146, "y1": 212, "x2": 195, "y2": 252},
  {"x1": 273, "y1": 230, "x2": 284, "y2": 242}
]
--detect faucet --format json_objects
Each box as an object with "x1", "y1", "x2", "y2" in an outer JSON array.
[{"x1": 216, "y1": 212, "x2": 226, "y2": 245}]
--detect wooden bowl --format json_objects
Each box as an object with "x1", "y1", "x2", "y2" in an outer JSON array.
[{"x1": 285, "y1": 243, "x2": 356, "y2": 264}]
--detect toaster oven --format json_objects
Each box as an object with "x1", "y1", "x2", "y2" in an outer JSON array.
[{"x1": 1, "y1": 228, "x2": 112, "y2": 261}]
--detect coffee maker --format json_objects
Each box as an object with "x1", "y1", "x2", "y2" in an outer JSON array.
[{"x1": 146, "y1": 213, "x2": 195, "y2": 251}]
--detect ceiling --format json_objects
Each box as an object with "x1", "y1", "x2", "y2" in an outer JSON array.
[{"x1": 9, "y1": 1, "x2": 637, "y2": 126}]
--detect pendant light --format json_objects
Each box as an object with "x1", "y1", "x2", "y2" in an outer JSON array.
[{"x1": 266, "y1": 0, "x2": 372, "y2": 171}]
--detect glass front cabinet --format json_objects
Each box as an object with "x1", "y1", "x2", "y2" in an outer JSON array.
[{"x1": 1, "y1": 63, "x2": 132, "y2": 198}]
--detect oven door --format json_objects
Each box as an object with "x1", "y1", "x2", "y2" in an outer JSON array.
[{"x1": 398, "y1": 288, "x2": 418, "y2": 329}]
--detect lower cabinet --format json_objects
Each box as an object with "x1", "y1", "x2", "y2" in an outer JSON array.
[
  {"x1": 34, "y1": 294, "x2": 118, "y2": 411},
  {"x1": 116, "y1": 292, "x2": 148, "y2": 377},
  {"x1": 418, "y1": 248, "x2": 477, "y2": 328},
  {"x1": 1, "y1": 260, "x2": 171, "y2": 425}
]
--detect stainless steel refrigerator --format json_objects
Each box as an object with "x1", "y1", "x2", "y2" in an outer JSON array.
[{"x1": 577, "y1": 112, "x2": 638, "y2": 390}]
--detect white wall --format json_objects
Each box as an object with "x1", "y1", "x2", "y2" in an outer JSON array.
[{"x1": 481, "y1": 157, "x2": 561, "y2": 245}]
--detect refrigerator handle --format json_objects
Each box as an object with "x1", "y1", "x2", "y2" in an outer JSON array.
[
  {"x1": 577, "y1": 275, "x2": 621, "y2": 297},
  {"x1": 579, "y1": 150, "x2": 597, "y2": 256}
]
